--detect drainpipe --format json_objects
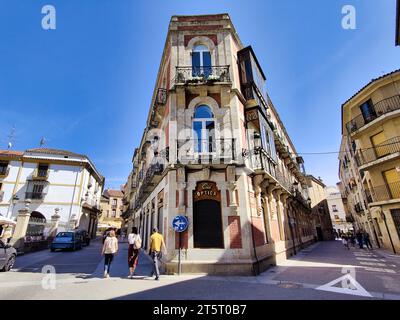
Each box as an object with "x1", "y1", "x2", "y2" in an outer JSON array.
[{"x1": 67, "y1": 165, "x2": 81, "y2": 231}]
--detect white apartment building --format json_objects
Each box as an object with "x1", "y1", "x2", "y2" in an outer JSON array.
[
  {"x1": 0, "y1": 148, "x2": 104, "y2": 241},
  {"x1": 325, "y1": 185, "x2": 353, "y2": 234}
]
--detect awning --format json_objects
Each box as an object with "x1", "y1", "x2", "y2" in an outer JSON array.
[{"x1": 0, "y1": 215, "x2": 17, "y2": 226}]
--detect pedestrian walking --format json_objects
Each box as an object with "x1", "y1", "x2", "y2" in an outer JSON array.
[
  {"x1": 148, "y1": 227, "x2": 166, "y2": 281},
  {"x1": 127, "y1": 227, "x2": 142, "y2": 278},
  {"x1": 349, "y1": 232, "x2": 356, "y2": 248},
  {"x1": 363, "y1": 231, "x2": 373, "y2": 250},
  {"x1": 356, "y1": 230, "x2": 364, "y2": 249},
  {"x1": 342, "y1": 234, "x2": 350, "y2": 250},
  {"x1": 101, "y1": 229, "x2": 118, "y2": 278}
]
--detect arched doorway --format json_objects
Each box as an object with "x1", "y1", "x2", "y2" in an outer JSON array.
[
  {"x1": 193, "y1": 181, "x2": 223, "y2": 248},
  {"x1": 26, "y1": 211, "x2": 46, "y2": 239}
]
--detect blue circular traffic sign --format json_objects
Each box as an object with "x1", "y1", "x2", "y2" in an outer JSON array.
[{"x1": 172, "y1": 215, "x2": 188, "y2": 233}]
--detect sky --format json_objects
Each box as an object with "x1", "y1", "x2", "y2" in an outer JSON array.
[{"x1": 0, "y1": 0, "x2": 399, "y2": 189}]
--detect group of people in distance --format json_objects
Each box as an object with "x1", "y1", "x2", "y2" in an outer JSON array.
[
  {"x1": 336, "y1": 229, "x2": 373, "y2": 250},
  {"x1": 101, "y1": 226, "x2": 166, "y2": 280}
]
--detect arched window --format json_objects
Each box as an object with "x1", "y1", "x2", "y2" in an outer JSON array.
[
  {"x1": 192, "y1": 44, "x2": 212, "y2": 77},
  {"x1": 193, "y1": 105, "x2": 215, "y2": 153}
]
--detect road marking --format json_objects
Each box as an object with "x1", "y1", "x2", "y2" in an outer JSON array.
[{"x1": 315, "y1": 274, "x2": 372, "y2": 297}]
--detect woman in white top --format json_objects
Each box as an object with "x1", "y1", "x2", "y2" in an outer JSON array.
[
  {"x1": 127, "y1": 227, "x2": 142, "y2": 278},
  {"x1": 101, "y1": 229, "x2": 118, "y2": 278}
]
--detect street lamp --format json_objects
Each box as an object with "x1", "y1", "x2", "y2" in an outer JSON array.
[
  {"x1": 6, "y1": 194, "x2": 19, "y2": 219},
  {"x1": 253, "y1": 132, "x2": 262, "y2": 151}
]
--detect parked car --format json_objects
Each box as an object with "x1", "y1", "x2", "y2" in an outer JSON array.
[
  {"x1": 50, "y1": 231, "x2": 83, "y2": 252},
  {"x1": 0, "y1": 239, "x2": 17, "y2": 272},
  {"x1": 75, "y1": 229, "x2": 91, "y2": 246}
]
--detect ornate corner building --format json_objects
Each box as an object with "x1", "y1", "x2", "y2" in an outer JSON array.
[
  {"x1": 123, "y1": 14, "x2": 316, "y2": 275},
  {"x1": 340, "y1": 70, "x2": 400, "y2": 253}
]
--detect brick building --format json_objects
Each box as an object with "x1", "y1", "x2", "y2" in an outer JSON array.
[{"x1": 124, "y1": 14, "x2": 315, "y2": 275}]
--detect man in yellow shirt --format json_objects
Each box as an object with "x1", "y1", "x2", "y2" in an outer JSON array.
[{"x1": 149, "y1": 227, "x2": 166, "y2": 280}]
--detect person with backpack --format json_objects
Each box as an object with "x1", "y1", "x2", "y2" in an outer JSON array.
[
  {"x1": 127, "y1": 227, "x2": 142, "y2": 278},
  {"x1": 101, "y1": 229, "x2": 118, "y2": 278}
]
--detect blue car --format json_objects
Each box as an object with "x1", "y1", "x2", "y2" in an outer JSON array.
[{"x1": 50, "y1": 231, "x2": 83, "y2": 252}]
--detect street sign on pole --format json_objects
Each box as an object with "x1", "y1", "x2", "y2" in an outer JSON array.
[
  {"x1": 172, "y1": 215, "x2": 188, "y2": 233},
  {"x1": 172, "y1": 216, "x2": 188, "y2": 275}
]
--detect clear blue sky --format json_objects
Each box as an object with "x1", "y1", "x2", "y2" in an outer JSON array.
[{"x1": 0, "y1": 0, "x2": 398, "y2": 189}]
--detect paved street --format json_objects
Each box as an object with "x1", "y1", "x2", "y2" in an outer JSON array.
[{"x1": 0, "y1": 239, "x2": 400, "y2": 300}]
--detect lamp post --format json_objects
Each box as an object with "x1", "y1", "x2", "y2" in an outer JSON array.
[
  {"x1": 253, "y1": 132, "x2": 262, "y2": 151},
  {"x1": 6, "y1": 195, "x2": 19, "y2": 219}
]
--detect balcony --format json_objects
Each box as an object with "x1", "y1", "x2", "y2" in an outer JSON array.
[
  {"x1": 366, "y1": 180, "x2": 400, "y2": 203},
  {"x1": 292, "y1": 189, "x2": 311, "y2": 210},
  {"x1": 32, "y1": 168, "x2": 49, "y2": 181},
  {"x1": 354, "y1": 202, "x2": 364, "y2": 213},
  {"x1": 356, "y1": 136, "x2": 400, "y2": 167},
  {"x1": 176, "y1": 139, "x2": 236, "y2": 165},
  {"x1": 174, "y1": 66, "x2": 231, "y2": 85},
  {"x1": 0, "y1": 166, "x2": 10, "y2": 179},
  {"x1": 346, "y1": 95, "x2": 400, "y2": 135},
  {"x1": 144, "y1": 163, "x2": 164, "y2": 191},
  {"x1": 25, "y1": 192, "x2": 45, "y2": 200}
]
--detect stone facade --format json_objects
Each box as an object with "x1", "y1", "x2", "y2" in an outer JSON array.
[{"x1": 124, "y1": 14, "x2": 316, "y2": 275}]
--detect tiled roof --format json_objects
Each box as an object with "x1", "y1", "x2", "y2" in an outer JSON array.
[
  {"x1": 25, "y1": 148, "x2": 84, "y2": 158},
  {"x1": 342, "y1": 69, "x2": 400, "y2": 106},
  {"x1": 104, "y1": 189, "x2": 124, "y2": 198},
  {"x1": 0, "y1": 150, "x2": 24, "y2": 157}
]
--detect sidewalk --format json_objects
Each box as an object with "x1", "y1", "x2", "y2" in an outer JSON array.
[{"x1": 91, "y1": 242, "x2": 155, "y2": 279}]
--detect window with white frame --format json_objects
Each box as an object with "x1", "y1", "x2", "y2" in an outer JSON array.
[
  {"x1": 192, "y1": 44, "x2": 212, "y2": 77},
  {"x1": 193, "y1": 105, "x2": 215, "y2": 154}
]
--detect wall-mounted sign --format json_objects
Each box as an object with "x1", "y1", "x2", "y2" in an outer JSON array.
[{"x1": 193, "y1": 181, "x2": 221, "y2": 202}]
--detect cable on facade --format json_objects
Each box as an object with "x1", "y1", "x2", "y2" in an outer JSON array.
[{"x1": 288, "y1": 140, "x2": 400, "y2": 156}]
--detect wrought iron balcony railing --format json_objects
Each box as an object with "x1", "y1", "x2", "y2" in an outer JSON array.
[
  {"x1": 175, "y1": 66, "x2": 231, "y2": 84},
  {"x1": 354, "y1": 202, "x2": 364, "y2": 213},
  {"x1": 176, "y1": 138, "x2": 236, "y2": 164},
  {"x1": 367, "y1": 180, "x2": 400, "y2": 202},
  {"x1": 25, "y1": 192, "x2": 45, "y2": 200},
  {"x1": 356, "y1": 136, "x2": 400, "y2": 166},
  {"x1": 346, "y1": 95, "x2": 400, "y2": 134}
]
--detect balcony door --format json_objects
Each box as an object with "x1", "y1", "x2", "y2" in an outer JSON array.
[
  {"x1": 383, "y1": 168, "x2": 400, "y2": 199},
  {"x1": 360, "y1": 100, "x2": 377, "y2": 124},
  {"x1": 371, "y1": 131, "x2": 390, "y2": 159},
  {"x1": 192, "y1": 45, "x2": 211, "y2": 78},
  {"x1": 193, "y1": 105, "x2": 215, "y2": 154}
]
